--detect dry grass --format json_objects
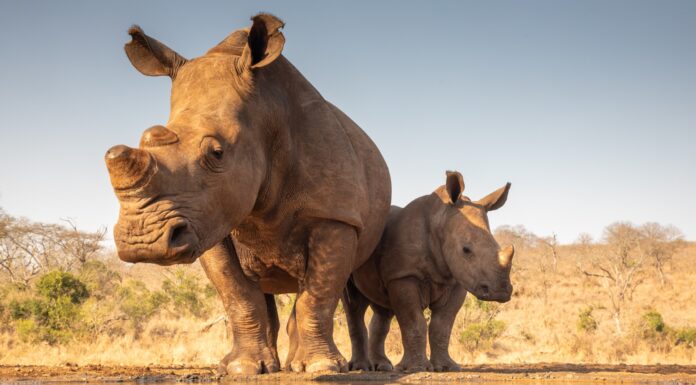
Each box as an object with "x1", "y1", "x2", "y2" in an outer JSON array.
[{"x1": 1, "y1": 243, "x2": 694, "y2": 367}]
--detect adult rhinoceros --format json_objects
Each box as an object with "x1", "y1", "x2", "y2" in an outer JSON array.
[{"x1": 104, "y1": 13, "x2": 391, "y2": 374}]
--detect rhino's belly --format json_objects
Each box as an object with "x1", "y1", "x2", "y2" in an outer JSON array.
[{"x1": 259, "y1": 267, "x2": 300, "y2": 294}]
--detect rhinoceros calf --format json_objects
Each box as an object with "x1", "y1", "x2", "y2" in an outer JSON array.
[
  {"x1": 104, "y1": 14, "x2": 391, "y2": 374},
  {"x1": 344, "y1": 171, "x2": 513, "y2": 372}
]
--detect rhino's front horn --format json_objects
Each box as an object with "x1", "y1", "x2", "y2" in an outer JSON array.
[
  {"x1": 105, "y1": 145, "x2": 154, "y2": 191},
  {"x1": 498, "y1": 245, "x2": 514, "y2": 269}
]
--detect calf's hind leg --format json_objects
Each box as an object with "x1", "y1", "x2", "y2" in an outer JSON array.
[
  {"x1": 342, "y1": 278, "x2": 371, "y2": 371},
  {"x1": 368, "y1": 303, "x2": 394, "y2": 371}
]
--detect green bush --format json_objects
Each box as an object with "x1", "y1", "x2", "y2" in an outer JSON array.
[
  {"x1": 577, "y1": 307, "x2": 598, "y2": 333},
  {"x1": 161, "y1": 269, "x2": 208, "y2": 318},
  {"x1": 36, "y1": 271, "x2": 89, "y2": 304},
  {"x1": 459, "y1": 319, "x2": 506, "y2": 351},
  {"x1": 643, "y1": 311, "x2": 665, "y2": 333},
  {"x1": 10, "y1": 271, "x2": 90, "y2": 344},
  {"x1": 674, "y1": 327, "x2": 696, "y2": 348},
  {"x1": 117, "y1": 280, "x2": 168, "y2": 326}
]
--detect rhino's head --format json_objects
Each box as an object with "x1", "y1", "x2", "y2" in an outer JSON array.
[
  {"x1": 105, "y1": 14, "x2": 286, "y2": 265},
  {"x1": 434, "y1": 171, "x2": 513, "y2": 302}
]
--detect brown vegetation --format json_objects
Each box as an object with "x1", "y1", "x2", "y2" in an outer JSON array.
[{"x1": 0, "y1": 208, "x2": 694, "y2": 367}]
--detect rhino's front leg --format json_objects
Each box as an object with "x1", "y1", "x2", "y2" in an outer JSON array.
[
  {"x1": 429, "y1": 285, "x2": 467, "y2": 372},
  {"x1": 388, "y1": 278, "x2": 433, "y2": 372},
  {"x1": 290, "y1": 222, "x2": 356, "y2": 373},
  {"x1": 200, "y1": 237, "x2": 280, "y2": 375}
]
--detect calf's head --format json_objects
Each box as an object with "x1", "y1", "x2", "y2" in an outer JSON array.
[
  {"x1": 105, "y1": 14, "x2": 286, "y2": 265},
  {"x1": 433, "y1": 171, "x2": 514, "y2": 302}
]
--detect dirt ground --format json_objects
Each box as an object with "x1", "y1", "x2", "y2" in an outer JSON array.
[{"x1": 1, "y1": 364, "x2": 695, "y2": 384}]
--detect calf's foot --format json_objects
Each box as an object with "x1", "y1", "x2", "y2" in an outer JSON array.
[
  {"x1": 348, "y1": 356, "x2": 372, "y2": 371},
  {"x1": 395, "y1": 356, "x2": 433, "y2": 373},
  {"x1": 430, "y1": 355, "x2": 462, "y2": 372},
  {"x1": 371, "y1": 356, "x2": 394, "y2": 371}
]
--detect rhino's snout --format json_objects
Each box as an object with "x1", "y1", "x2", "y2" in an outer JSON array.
[
  {"x1": 105, "y1": 144, "x2": 154, "y2": 191},
  {"x1": 115, "y1": 218, "x2": 199, "y2": 265},
  {"x1": 474, "y1": 281, "x2": 513, "y2": 303}
]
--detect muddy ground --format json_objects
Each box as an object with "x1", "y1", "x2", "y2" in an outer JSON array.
[{"x1": 1, "y1": 364, "x2": 695, "y2": 384}]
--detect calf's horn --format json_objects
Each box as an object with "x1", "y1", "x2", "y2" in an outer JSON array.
[{"x1": 498, "y1": 245, "x2": 514, "y2": 268}]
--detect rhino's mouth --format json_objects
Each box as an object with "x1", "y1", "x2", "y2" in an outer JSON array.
[
  {"x1": 115, "y1": 216, "x2": 200, "y2": 265},
  {"x1": 471, "y1": 282, "x2": 513, "y2": 303}
]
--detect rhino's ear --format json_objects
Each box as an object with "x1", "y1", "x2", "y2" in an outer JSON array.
[
  {"x1": 477, "y1": 183, "x2": 511, "y2": 211},
  {"x1": 445, "y1": 171, "x2": 465, "y2": 204},
  {"x1": 239, "y1": 13, "x2": 285, "y2": 70},
  {"x1": 125, "y1": 26, "x2": 188, "y2": 78}
]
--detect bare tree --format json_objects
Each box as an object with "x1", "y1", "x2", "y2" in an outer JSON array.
[
  {"x1": 577, "y1": 222, "x2": 647, "y2": 335},
  {"x1": 639, "y1": 222, "x2": 684, "y2": 287},
  {"x1": 0, "y1": 209, "x2": 105, "y2": 286},
  {"x1": 540, "y1": 233, "x2": 559, "y2": 272}
]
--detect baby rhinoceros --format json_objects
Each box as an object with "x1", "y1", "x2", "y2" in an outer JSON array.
[{"x1": 343, "y1": 171, "x2": 514, "y2": 372}]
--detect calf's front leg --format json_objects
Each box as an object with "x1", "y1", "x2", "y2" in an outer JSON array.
[
  {"x1": 429, "y1": 285, "x2": 467, "y2": 372},
  {"x1": 200, "y1": 236, "x2": 279, "y2": 375},
  {"x1": 387, "y1": 278, "x2": 433, "y2": 372}
]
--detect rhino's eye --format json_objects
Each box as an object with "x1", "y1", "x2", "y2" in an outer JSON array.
[
  {"x1": 463, "y1": 246, "x2": 472, "y2": 256},
  {"x1": 200, "y1": 136, "x2": 225, "y2": 172}
]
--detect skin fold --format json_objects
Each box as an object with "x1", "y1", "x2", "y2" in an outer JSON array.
[
  {"x1": 343, "y1": 171, "x2": 514, "y2": 372},
  {"x1": 104, "y1": 13, "x2": 391, "y2": 374}
]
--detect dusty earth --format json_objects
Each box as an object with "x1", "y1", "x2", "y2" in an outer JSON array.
[{"x1": 1, "y1": 364, "x2": 695, "y2": 384}]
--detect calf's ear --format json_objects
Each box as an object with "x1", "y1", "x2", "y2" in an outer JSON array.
[
  {"x1": 124, "y1": 26, "x2": 188, "y2": 78},
  {"x1": 477, "y1": 183, "x2": 511, "y2": 211},
  {"x1": 445, "y1": 171, "x2": 465, "y2": 204},
  {"x1": 239, "y1": 13, "x2": 285, "y2": 70}
]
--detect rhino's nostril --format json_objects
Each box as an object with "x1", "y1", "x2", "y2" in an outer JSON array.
[
  {"x1": 169, "y1": 223, "x2": 189, "y2": 247},
  {"x1": 480, "y1": 284, "x2": 490, "y2": 296}
]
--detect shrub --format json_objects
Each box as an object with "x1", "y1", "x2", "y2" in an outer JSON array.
[
  {"x1": 643, "y1": 311, "x2": 665, "y2": 333},
  {"x1": 577, "y1": 307, "x2": 598, "y2": 333},
  {"x1": 459, "y1": 319, "x2": 506, "y2": 351},
  {"x1": 161, "y1": 269, "x2": 208, "y2": 318},
  {"x1": 674, "y1": 327, "x2": 696, "y2": 348},
  {"x1": 117, "y1": 280, "x2": 168, "y2": 327},
  {"x1": 10, "y1": 271, "x2": 90, "y2": 344},
  {"x1": 36, "y1": 271, "x2": 89, "y2": 304}
]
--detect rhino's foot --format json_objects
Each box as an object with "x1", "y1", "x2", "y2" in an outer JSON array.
[
  {"x1": 395, "y1": 356, "x2": 433, "y2": 373},
  {"x1": 430, "y1": 356, "x2": 462, "y2": 372},
  {"x1": 370, "y1": 356, "x2": 394, "y2": 371},
  {"x1": 348, "y1": 356, "x2": 372, "y2": 372},
  {"x1": 216, "y1": 348, "x2": 280, "y2": 376},
  {"x1": 290, "y1": 351, "x2": 348, "y2": 373}
]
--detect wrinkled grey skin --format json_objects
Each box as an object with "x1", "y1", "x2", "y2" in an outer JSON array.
[
  {"x1": 104, "y1": 14, "x2": 391, "y2": 374},
  {"x1": 343, "y1": 171, "x2": 513, "y2": 372}
]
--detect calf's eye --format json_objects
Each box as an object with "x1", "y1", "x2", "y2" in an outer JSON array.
[{"x1": 463, "y1": 246, "x2": 472, "y2": 255}]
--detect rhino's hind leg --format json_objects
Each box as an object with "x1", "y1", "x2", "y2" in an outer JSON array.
[
  {"x1": 284, "y1": 303, "x2": 298, "y2": 370},
  {"x1": 342, "y1": 278, "x2": 371, "y2": 371},
  {"x1": 368, "y1": 303, "x2": 394, "y2": 371},
  {"x1": 429, "y1": 285, "x2": 466, "y2": 372},
  {"x1": 200, "y1": 237, "x2": 280, "y2": 375},
  {"x1": 290, "y1": 222, "x2": 356, "y2": 373}
]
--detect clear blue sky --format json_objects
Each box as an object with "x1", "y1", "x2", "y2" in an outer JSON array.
[{"x1": 1, "y1": 1, "x2": 694, "y2": 244}]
